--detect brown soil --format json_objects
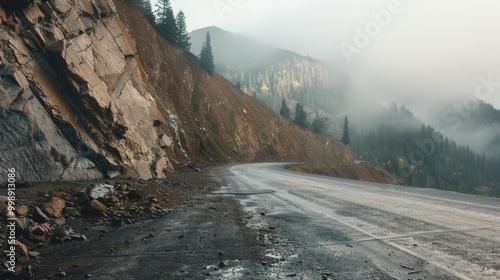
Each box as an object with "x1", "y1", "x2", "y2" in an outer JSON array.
[
  {"x1": 287, "y1": 163, "x2": 401, "y2": 185},
  {"x1": 327, "y1": 163, "x2": 401, "y2": 184}
]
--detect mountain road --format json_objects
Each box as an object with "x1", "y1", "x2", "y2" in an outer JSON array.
[{"x1": 216, "y1": 163, "x2": 500, "y2": 279}]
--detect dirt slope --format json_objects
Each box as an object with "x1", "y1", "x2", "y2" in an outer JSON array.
[
  {"x1": 325, "y1": 163, "x2": 400, "y2": 184},
  {"x1": 113, "y1": 1, "x2": 352, "y2": 165},
  {"x1": 287, "y1": 163, "x2": 400, "y2": 185}
]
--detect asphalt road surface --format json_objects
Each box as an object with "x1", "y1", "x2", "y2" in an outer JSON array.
[{"x1": 218, "y1": 163, "x2": 500, "y2": 279}]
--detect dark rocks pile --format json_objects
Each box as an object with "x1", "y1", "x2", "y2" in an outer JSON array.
[{"x1": 0, "y1": 181, "x2": 168, "y2": 277}]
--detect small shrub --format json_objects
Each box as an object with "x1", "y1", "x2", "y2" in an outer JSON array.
[
  {"x1": 475, "y1": 186, "x2": 491, "y2": 197},
  {"x1": 375, "y1": 166, "x2": 387, "y2": 175}
]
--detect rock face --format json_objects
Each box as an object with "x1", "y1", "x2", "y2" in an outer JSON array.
[
  {"x1": 0, "y1": 0, "x2": 353, "y2": 181},
  {"x1": 0, "y1": 0, "x2": 170, "y2": 180}
]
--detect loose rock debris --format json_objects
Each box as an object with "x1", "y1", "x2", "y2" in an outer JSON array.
[{"x1": 0, "y1": 179, "x2": 180, "y2": 278}]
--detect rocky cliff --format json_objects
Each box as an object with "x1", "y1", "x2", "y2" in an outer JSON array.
[{"x1": 0, "y1": 0, "x2": 352, "y2": 181}]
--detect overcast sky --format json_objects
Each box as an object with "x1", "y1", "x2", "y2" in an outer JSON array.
[{"x1": 152, "y1": 0, "x2": 500, "y2": 109}]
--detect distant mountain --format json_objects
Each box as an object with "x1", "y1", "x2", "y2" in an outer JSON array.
[
  {"x1": 189, "y1": 27, "x2": 347, "y2": 112},
  {"x1": 349, "y1": 103, "x2": 500, "y2": 197},
  {"x1": 407, "y1": 97, "x2": 500, "y2": 160},
  {"x1": 433, "y1": 100, "x2": 500, "y2": 160},
  {"x1": 190, "y1": 26, "x2": 296, "y2": 66}
]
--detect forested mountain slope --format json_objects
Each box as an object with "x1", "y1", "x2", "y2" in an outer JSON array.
[
  {"x1": 190, "y1": 27, "x2": 347, "y2": 112},
  {"x1": 350, "y1": 104, "x2": 500, "y2": 197}
]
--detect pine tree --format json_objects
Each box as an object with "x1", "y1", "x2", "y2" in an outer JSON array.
[
  {"x1": 235, "y1": 81, "x2": 242, "y2": 89},
  {"x1": 175, "y1": 11, "x2": 191, "y2": 51},
  {"x1": 124, "y1": 1, "x2": 155, "y2": 25},
  {"x1": 199, "y1": 31, "x2": 215, "y2": 75},
  {"x1": 279, "y1": 99, "x2": 291, "y2": 119},
  {"x1": 311, "y1": 117, "x2": 320, "y2": 134},
  {"x1": 155, "y1": 0, "x2": 177, "y2": 44},
  {"x1": 141, "y1": 0, "x2": 156, "y2": 26},
  {"x1": 311, "y1": 111, "x2": 329, "y2": 134},
  {"x1": 342, "y1": 116, "x2": 351, "y2": 145},
  {"x1": 294, "y1": 103, "x2": 309, "y2": 128}
]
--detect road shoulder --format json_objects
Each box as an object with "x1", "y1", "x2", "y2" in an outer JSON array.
[{"x1": 5, "y1": 170, "x2": 264, "y2": 279}]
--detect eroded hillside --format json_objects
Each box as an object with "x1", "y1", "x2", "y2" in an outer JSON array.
[{"x1": 0, "y1": 0, "x2": 352, "y2": 181}]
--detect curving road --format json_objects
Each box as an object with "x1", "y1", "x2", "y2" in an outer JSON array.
[{"x1": 218, "y1": 163, "x2": 500, "y2": 279}]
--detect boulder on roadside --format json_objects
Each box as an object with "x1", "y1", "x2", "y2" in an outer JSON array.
[
  {"x1": 83, "y1": 200, "x2": 107, "y2": 215},
  {"x1": 15, "y1": 241, "x2": 30, "y2": 264},
  {"x1": 126, "y1": 189, "x2": 143, "y2": 199},
  {"x1": 70, "y1": 234, "x2": 87, "y2": 241},
  {"x1": 53, "y1": 226, "x2": 68, "y2": 239},
  {"x1": 28, "y1": 251, "x2": 41, "y2": 259},
  {"x1": 50, "y1": 191, "x2": 66, "y2": 198},
  {"x1": 16, "y1": 217, "x2": 29, "y2": 231},
  {"x1": 33, "y1": 206, "x2": 50, "y2": 223},
  {"x1": 64, "y1": 207, "x2": 78, "y2": 217},
  {"x1": 54, "y1": 217, "x2": 66, "y2": 226},
  {"x1": 107, "y1": 195, "x2": 120, "y2": 204},
  {"x1": 29, "y1": 223, "x2": 50, "y2": 242},
  {"x1": 43, "y1": 197, "x2": 66, "y2": 218},
  {"x1": 90, "y1": 184, "x2": 114, "y2": 199},
  {"x1": 16, "y1": 205, "x2": 29, "y2": 216},
  {"x1": 76, "y1": 192, "x2": 90, "y2": 205}
]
